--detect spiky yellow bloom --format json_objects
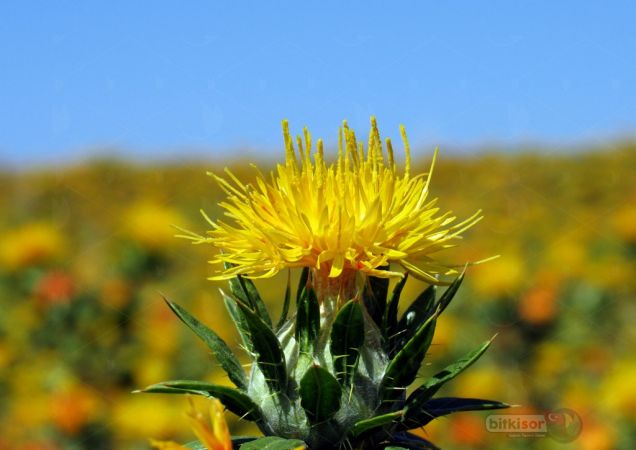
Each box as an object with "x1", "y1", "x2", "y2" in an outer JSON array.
[
  {"x1": 150, "y1": 397, "x2": 231, "y2": 450},
  {"x1": 181, "y1": 118, "x2": 481, "y2": 284}
]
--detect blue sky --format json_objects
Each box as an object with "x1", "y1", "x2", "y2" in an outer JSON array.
[{"x1": 1, "y1": 1, "x2": 635, "y2": 167}]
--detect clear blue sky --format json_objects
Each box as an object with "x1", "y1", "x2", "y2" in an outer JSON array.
[{"x1": 1, "y1": 1, "x2": 635, "y2": 167}]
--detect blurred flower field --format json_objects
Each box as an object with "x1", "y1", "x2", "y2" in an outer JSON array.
[{"x1": 0, "y1": 144, "x2": 635, "y2": 450}]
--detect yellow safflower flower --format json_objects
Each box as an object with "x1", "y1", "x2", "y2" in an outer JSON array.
[
  {"x1": 181, "y1": 118, "x2": 481, "y2": 285},
  {"x1": 150, "y1": 398, "x2": 232, "y2": 450}
]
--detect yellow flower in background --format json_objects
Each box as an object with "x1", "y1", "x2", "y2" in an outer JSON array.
[
  {"x1": 612, "y1": 202, "x2": 636, "y2": 243},
  {"x1": 150, "y1": 397, "x2": 231, "y2": 450},
  {"x1": 599, "y1": 358, "x2": 636, "y2": 419},
  {"x1": 0, "y1": 222, "x2": 66, "y2": 271},
  {"x1": 181, "y1": 118, "x2": 481, "y2": 284},
  {"x1": 113, "y1": 396, "x2": 184, "y2": 440},
  {"x1": 123, "y1": 201, "x2": 185, "y2": 249},
  {"x1": 471, "y1": 253, "x2": 525, "y2": 298}
]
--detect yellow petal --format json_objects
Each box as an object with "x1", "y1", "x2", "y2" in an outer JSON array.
[{"x1": 149, "y1": 439, "x2": 189, "y2": 450}]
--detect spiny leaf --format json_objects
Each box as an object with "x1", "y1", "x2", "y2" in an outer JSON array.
[
  {"x1": 223, "y1": 290, "x2": 254, "y2": 354},
  {"x1": 403, "y1": 397, "x2": 510, "y2": 427},
  {"x1": 385, "y1": 432, "x2": 440, "y2": 450},
  {"x1": 381, "y1": 311, "x2": 437, "y2": 404},
  {"x1": 436, "y1": 269, "x2": 465, "y2": 316},
  {"x1": 329, "y1": 300, "x2": 365, "y2": 385},
  {"x1": 362, "y1": 267, "x2": 389, "y2": 328},
  {"x1": 383, "y1": 273, "x2": 408, "y2": 344},
  {"x1": 276, "y1": 270, "x2": 292, "y2": 331},
  {"x1": 392, "y1": 285, "x2": 436, "y2": 355},
  {"x1": 350, "y1": 410, "x2": 403, "y2": 438},
  {"x1": 239, "y1": 436, "x2": 306, "y2": 450},
  {"x1": 164, "y1": 298, "x2": 247, "y2": 390},
  {"x1": 391, "y1": 271, "x2": 465, "y2": 356},
  {"x1": 235, "y1": 299, "x2": 288, "y2": 394},
  {"x1": 406, "y1": 337, "x2": 495, "y2": 415},
  {"x1": 136, "y1": 380, "x2": 261, "y2": 422},
  {"x1": 224, "y1": 261, "x2": 272, "y2": 328},
  {"x1": 295, "y1": 286, "x2": 320, "y2": 355},
  {"x1": 299, "y1": 365, "x2": 342, "y2": 424},
  {"x1": 296, "y1": 267, "x2": 310, "y2": 303},
  {"x1": 230, "y1": 274, "x2": 272, "y2": 328}
]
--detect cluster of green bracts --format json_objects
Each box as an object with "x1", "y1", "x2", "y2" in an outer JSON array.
[{"x1": 137, "y1": 269, "x2": 509, "y2": 450}]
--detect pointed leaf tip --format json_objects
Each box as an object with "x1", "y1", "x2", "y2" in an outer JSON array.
[{"x1": 163, "y1": 297, "x2": 247, "y2": 390}]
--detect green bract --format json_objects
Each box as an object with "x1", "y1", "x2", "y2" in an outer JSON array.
[{"x1": 138, "y1": 269, "x2": 509, "y2": 450}]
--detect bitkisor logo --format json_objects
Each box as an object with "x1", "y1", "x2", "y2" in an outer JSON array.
[
  {"x1": 545, "y1": 409, "x2": 583, "y2": 443},
  {"x1": 487, "y1": 408, "x2": 582, "y2": 442}
]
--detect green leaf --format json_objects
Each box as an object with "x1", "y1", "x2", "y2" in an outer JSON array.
[
  {"x1": 383, "y1": 274, "x2": 408, "y2": 343},
  {"x1": 234, "y1": 299, "x2": 288, "y2": 394},
  {"x1": 386, "y1": 432, "x2": 440, "y2": 450},
  {"x1": 436, "y1": 269, "x2": 465, "y2": 316},
  {"x1": 362, "y1": 268, "x2": 389, "y2": 328},
  {"x1": 189, "y1": 438, "x2": 260, "y2": 450},
  {"x1": 299, "y1": 365, "x2": 342, "y2": 424},
  {"x1": 296, "y1": 267, "x2": 310, "y2": 303},
  {"x1": 224, "y1": 291, "x2": 254, "y2": 354},
  {"x1": 350, "y1": 410, "x2": 403, "y2": 437},
  {"x1": 381, "y1": 311, "x2": 437, "y2": 404},
  {"x1": 231, "y1": 436, "x2": 259, "y2": 450},
  {"x1": 403, "y1": 397, "x2": 510, "y2": 427},
  {"x1": 329, "y1": 300, "x2": 365, "y2": 385},
  {"x1": 392, "y1": 285, "x2": 436, "y2": 354},
  {"x1": 295, "y1": 286, "x2": 320, "y2": 355},
  {"x1": 276, "y1": 270, "x2": 293, "y2": 331},
  {"x1": 406, "y1": 337, "x2": 495, "y2": 415},
  {"x1": 239, "y1": 436, "x2": 306, "y2": 449},
  {"x1": 228, "y1": 273, "x2": 272, "y2": 328},
  {"x1": 136, "y1": 380, "x2": 261, "y2": 421},
  {"x1": 164, "y1": 298, "x2": 247, "y2": 390}
]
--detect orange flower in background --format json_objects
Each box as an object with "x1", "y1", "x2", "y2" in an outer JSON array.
[
  {"x1": 448, "y1": 414, "x2": 487, "y2": 447},
  {"x1": 151, "y1": 398, "x2": 232, "y2": 450},
  {"x1": 180, "y1": 118, "x2": 482, "y2": 284},
  {"x1": 518, "y1": 280, "x2": 559, "y2": 325},
  {"x1": 35, "y1": 270, "x2": 75, "y2": 307},
  {"x1": 50, "y1": 383, "x2": 101, "y2": 434},
  {"x1": 100, "y1": 277, "x2": 133, "y2": 309},
  {"x1": 578, "y1": 419, "x2": 616, "y2": 450},
  {"x1": 14, "y1": 443, "x2": 59, "y2": 450}
]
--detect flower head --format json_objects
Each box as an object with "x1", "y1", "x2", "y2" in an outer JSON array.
[{"x1": 182, "y1": 118, "x2": 481, "y2": 284}]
